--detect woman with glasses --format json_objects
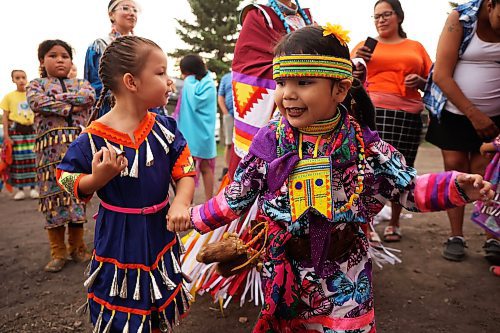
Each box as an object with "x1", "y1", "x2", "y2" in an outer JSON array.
[
  {"x1": 352, "y1": 0, "x2": 432, "y2": 243},
  {"x1": 84, "y1": 0, "x2": 138, "y2": 118}
]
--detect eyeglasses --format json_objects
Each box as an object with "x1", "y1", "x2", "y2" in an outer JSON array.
[
  {"x1": 115, "y1": 5, "x2": 140, "y2": 14},
  {"x1": 373, "y1": 10, "x2": 394, "y2": 21}
]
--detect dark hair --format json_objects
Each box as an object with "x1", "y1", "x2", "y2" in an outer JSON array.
[
  {"x1": 37, "y1": 40, "x2": 73, "y2": 78},
  {"x1": 87, "y1": 35, "x2": 161, "y2": 124},
  {"x1": 180, "y1": 55, "x2": 208, "y2": 81},
  {"x1": 11, "y1": 70, "x2": 26, "y2": 78},
  {"x1": 493, "y1": 0, "x2": 500, "y2": 6},
  {"x1": 274, "y1": 26, "x2": 376, "y2": 130},
  {"x1": 374, "y1": 0, "x2": 407, "y2": 38}
]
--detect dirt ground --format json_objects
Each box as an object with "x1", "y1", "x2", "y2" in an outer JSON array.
[{"x1": 0, "y1": 145, "x2": 498, "y2": 333}]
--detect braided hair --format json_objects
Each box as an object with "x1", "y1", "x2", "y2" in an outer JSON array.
[
  {"x1": 87, "y1": 35, "x2": 161, "y2": 125},
  {"x1": 268, "y1": 0, "x2": 312, "y2": 34},
  {"x1": 37, "y1": 40, "x2": 73, "y2": 78}
]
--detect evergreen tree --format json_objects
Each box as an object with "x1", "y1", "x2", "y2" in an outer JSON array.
[{"x1": 170, "y1": 0, "x2": 243, "y2": 79}]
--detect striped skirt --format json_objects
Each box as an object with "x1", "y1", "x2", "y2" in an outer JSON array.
[{"x1": 9, "y1": 125, "x2": 36, "y2": 188}]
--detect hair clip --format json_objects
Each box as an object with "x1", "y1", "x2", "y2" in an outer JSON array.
[{"x1": 322, "y1": 23, "x2": 351, "y2": 46}]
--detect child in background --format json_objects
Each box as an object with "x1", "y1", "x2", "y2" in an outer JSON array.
[
  {"x1": 473, "y1": 135, "x2": 500, "y2": 266},
  {"x1": 177, "y1": 54, "x2": 217, "y2": 201},
  {"x1": 27, "y1": 40, "x2": 95, "y2": 272},
  {"x1": 1, "y1": 70, "x2": 38, "y2": 200},
  {"x1": 58, "y1": 36, "x2": 196, "y2": 332},
  {"x1": 176, "y1": 26, "x2": 494, "y2": 332}
]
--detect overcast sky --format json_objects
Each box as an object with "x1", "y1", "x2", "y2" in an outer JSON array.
[{"x1": 1, "y1": 0, "x2": 454, "y2": 95}]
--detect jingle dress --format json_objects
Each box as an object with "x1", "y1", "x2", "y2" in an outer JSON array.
[
  {"x1": 26, "y1": 77, "x2": 95, "y2": 227},
  {"x1": 57, "y1": 112, "x2": 196, "y2": 332},
  {"x1": 191, "y1": 109, "x2": 471, "y2": 333}
]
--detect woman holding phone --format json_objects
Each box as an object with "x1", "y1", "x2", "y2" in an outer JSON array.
[{"x1": 352, "y1": 0, "x2": 432, "y2": 242}]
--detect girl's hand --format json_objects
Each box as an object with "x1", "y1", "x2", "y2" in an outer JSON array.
[
  {"x1": 468, "y1": 111, "x2": 500, "y2": 141},
  {"x1": 355, "y1": 46, "x2": 373, "y2": 63},
  {"x1": 457, "y1": 174, "x2": 494, "y2": 202},
  {"x1": 90, "y1": 142, "x2": 128, "y2": 188},
  {"x1": 167, "y1": 202, "x2": 192, "y2": 232}
]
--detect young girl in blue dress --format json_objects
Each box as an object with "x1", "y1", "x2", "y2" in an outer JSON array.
[
  {"x1": 175, "y1": 25, "x2": 494, "y2": 333},
  {"x1": 57, "y1": 36, "x2": 196, "y2": 333}
]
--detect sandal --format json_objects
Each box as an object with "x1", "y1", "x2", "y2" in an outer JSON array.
[
  {"x1": 383, "y1": 226, "x2": 402, "y2": 243},
  {"x1": 44, "y1": 258, "x2": 66, "y2": 273}
]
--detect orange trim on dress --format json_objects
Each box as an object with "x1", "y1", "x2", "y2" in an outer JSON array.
[
  {"x1": 55, "y1": 169, "x2": 92, "y2": 203},
  {"x1": 84, "y1": 112, "x2": 157, "y2": 149},
  {"x1": 93, "y1": 237, "x2": 177, "y2": 271},
  {"x1": 172, "y1": 146, "x2": 197, "y2": 181},
  {"x1": 88, "y1": 284, "x2": 182, "y2": 316}
]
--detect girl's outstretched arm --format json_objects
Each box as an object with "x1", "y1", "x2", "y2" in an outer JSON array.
[
  {"x1": 167, "y1": 176, "x2": 195, "y2": 232},
  {"x1": 190, "y1": 153, "x2": 268, "y2": 234},
  {"x1": 368, "y1": 140, "x2": 492, "y2": 213}
]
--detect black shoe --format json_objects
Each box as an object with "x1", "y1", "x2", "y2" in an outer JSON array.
[
  {"x1": 483, "y1": 239, "x2": 500, "y2": 265},
  {"x1": 442, "y1": 237, "x2": 467, "y2": 262},
  {"x1": 218, "y1": 167, "x2": 228, "y2": 181}
]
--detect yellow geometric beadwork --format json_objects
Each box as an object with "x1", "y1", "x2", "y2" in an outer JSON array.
[{"x1": 288, "y1": 157, "x2": 333, "y2": 222}]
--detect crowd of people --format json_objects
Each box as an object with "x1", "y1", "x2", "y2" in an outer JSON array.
[{"x1": 0, "y1": 0, "x2": 498, "y2": 332}]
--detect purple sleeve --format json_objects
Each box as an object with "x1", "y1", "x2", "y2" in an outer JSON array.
[{"x1": 191, "y1": 153, "x2": 267, "y2": 234}]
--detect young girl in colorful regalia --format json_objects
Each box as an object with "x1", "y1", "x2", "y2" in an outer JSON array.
[
  {"x1": 57, "y1": 36, "x2": 196, "y2": 332},
  {"x1": 26, "y1": 40, "x2": 95, "y2": 272},
  {"x1": 175, "y1": 25, "x2": 495, "y2": 332}
]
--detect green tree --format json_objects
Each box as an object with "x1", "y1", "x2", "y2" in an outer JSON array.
[{"x1": 170, "y1": 0, "x2": 243, "y2": 79}]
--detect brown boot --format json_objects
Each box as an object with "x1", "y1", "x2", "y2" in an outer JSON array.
[
  {"x1": 45, "y1": 226, "x2": 67, "y2": 272},
  {"x1": 68, "y1": 224, "x2": 91, "y2": 263}
]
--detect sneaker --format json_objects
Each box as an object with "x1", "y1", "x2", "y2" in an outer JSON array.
[
  {"x1": 13, "y1": 190, "x2": 26, "y2": 201},
  {"x1": 442, "y1": 236, "x2": 467, "y2": 261},
  {"x1": 483, "y1": 239, "x2": 500, "y2": 265},
  {"x1": 30, "y1": 189, "x2": 39, "y2": 199}
]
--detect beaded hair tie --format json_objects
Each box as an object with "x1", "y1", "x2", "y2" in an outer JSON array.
[{"x1": 273, "y1": 54, "x2": 353, "y2": 80}]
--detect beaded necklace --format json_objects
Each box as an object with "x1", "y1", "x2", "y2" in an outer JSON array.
[
  {"x1": 295, "y1": 113, "x2": 366, "y2": 214},
  {"x1": 336, "y1": 118, "x2": 366, "y2": 214},
  {"x1": 268, "y1": 0, "x2": 312, "y2": 33}
]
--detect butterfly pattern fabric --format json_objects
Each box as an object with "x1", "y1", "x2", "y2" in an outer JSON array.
[{"x1": 192, "y1": 110, "x2": 470, "y2": 332}]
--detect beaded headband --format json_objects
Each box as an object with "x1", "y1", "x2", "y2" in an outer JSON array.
[{"x1": 273, "y1": 55, "x2": 353, "y2": 80}]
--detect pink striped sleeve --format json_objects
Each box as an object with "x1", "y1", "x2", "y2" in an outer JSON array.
[
  {"x1": 190, "y1": 190, "x2": 240, "y2": 234},
  {"x1": 414, "y1": 171, "x2": 468, "y2": 212}
]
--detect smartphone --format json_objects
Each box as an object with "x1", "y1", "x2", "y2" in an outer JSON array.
[{"x1": 364, "y1": 37, "x2": 378, "y2": 52}]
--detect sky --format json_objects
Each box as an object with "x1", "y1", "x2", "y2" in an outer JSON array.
[{"x1": 1, "y1": 0, "x2": 455, "y2": 96}]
